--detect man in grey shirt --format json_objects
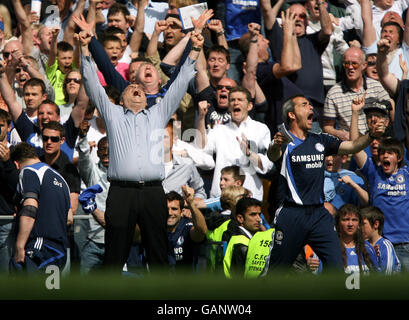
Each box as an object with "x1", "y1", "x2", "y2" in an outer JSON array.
[{"x1": 79, "y1": 29, "x2": 204, "y2": 272}]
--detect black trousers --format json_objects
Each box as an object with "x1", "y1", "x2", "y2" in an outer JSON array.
[{"x1": 103, "y1": 182, "x2": 169, "y2": 272}]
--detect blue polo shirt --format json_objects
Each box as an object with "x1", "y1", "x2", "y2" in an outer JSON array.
[{"x1": 278, "y1": 132, "x2": 342, "y2": 205}]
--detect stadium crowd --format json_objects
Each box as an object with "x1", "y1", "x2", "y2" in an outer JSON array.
[{"x1": 0, "y1": 0, "x2": 408, "y2": 278}]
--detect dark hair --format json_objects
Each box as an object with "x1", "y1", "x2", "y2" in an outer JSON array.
[
  {"x1": 97, "y1": 136, "x2": 108, "y2": 149},
  {"x1": 378, "y1": 137, "x2": 405, "y2": 168},
  {"x1": 104, "y1": 26, "x2": 126, "y2": 36},
  {"x1": 166, "y1": 191, "x2": 184, "y2": 210},
  {"x1": 23, "y1": 77, "x2": 47, "y2": 95},
  {"x1": 0, "y1": 109, "x2": 11, "y2": 124},
  {"x1": 382, "y1": 21, "x2": 404, "y2": 44},
  {"x1": 228, "y1": 86, "x2": 252, "y2": 104},
  {"x1": 360, "y1": 206, "x2": 385, "y2": 235},
  {"x1": 10, "y1": 142, "x2": 39, "y2": 163},
  {"x1": 282, "y1": 94, "x2": 307, "y2": 126},
  {"x1": 85, "y1": 102, "x2": 96, "y2": 116},
  {"x1": 206, "y1": 45, "x2": 231, "y2": 64},
  {"x1": 39, "y1": 100, "x2": 60, "y2": 116},
  {"x1": 104, "y1": 85, "x2": 120, "y2": 104},
  {"x1": 107, "y1": 3, "x2": 130, "y2": 19},
  {"x1": 63, "y1": 69, "x2": 81, "y2": 102},
  {"x1": 366, "y1": 53, "x2": 377, "y2": 60},
  {"x1": 42, "y1": 120, "x2": 65, "y2": 137},
  {"x1": 165, "y1": 13, "x2": 181, "y2": 21},
  {"x1": 57, "y1": 41, "x2": 74, "y2": 53},
  {"x1": 221, "y1": 165, "x2": 245, "y2": 185},
  {"x1": 101, "y1": 34, "x2": 122, "y2": 47},
  {"x1": 130, "y1": 56, "x2": 152, "y2": 64},
  {"x1": 335, "y1": 204, "x2": 374, "y2": 272},
  {"x1": 235, "y1": 197, "x2": 262, "y2": 218}
]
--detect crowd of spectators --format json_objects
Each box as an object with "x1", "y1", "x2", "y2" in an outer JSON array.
[{"x1": 0, "y1": 0, "x2": 407, "y2": 278}]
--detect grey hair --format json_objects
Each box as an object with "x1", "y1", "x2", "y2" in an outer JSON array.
[{"x1": 282, "y1": 94, "x2": 305, "y2": 125}]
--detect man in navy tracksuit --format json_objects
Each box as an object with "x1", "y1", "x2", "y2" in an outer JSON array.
[
  {"x1": 10, "y1": 142, "x2": 70, "y2": 273},
  {"x1": 264, "y1": 94, "x2": 386, "y2": 273}
]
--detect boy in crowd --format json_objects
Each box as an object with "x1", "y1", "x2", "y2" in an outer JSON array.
[
  {"x1": 46, "y1": 36, "x2": 76, "y2": 106},
  {"x1": 97, "y1": 35, "x2": 129, "y2": 86},
  {"x1": 361, "y1": 206, "x2": 401, "y2": 275},
  {"x1": 324, "y1": 153, "x2": 368, "y2": 210}
]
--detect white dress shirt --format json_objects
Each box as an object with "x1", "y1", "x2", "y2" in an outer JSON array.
[{"x1": 204, "y1": 117, "x2": 274, "y2": 201}]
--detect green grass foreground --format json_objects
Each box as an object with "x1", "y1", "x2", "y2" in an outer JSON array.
[{"x1": 1, "y1": 270, "x2": 409, "y2": 300}]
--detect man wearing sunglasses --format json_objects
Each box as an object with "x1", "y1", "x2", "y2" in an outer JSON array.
[
  {"x1": 323, "y1": 47, "x2": 390, "y2": 141},
  {"x1": 39, "y1": 121, "x2": 81, "y2": 216}
]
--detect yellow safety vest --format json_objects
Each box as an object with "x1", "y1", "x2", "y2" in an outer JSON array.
[
  {"x1": 206, "y1": 219, "x2": 231, "y2": 272},
  {"x1": 223, "y1": 235, "x2": 250, "y2": 279},
  {"x1": 244, "y1": 229, "x2": 275, "y2": 278}
]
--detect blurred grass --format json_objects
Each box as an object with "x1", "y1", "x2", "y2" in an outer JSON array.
[{"x1": 1, "y1": 270, "x2": 409, "y2": 300}]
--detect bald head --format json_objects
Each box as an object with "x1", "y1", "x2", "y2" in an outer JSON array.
[{"x1": 344, "y1": 47, "x2": 366, "y2": 64}]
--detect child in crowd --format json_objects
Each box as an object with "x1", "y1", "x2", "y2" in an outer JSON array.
[
  {"x1": 361, "y1": 206, "x2": 401, "y2": 275},
  {"x1": 97, "y1": 35, "x2": 129, "y2": 86}
]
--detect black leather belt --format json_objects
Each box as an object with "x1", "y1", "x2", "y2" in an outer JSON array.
[{"x1": 109, "y1": 180, "x2": 162, "y2": 188}]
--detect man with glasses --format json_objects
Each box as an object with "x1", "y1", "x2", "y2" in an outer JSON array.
[
  {"x1": 365, "y1": 54, "x2": 379, "y2": 81},
  {"x1": 39, "y1": 120, "x2": 81, "y2": 218},
  {"x1": 323, "y1": 47, "x2": 390, "y2": 141},
  {"x1": 197, "y1": 78, "x2": 237, "y2": 130}
]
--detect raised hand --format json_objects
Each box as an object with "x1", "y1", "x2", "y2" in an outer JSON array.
[
  {"x1": 51, "y1": 27, "x2": 61, "y2": 39},
  {"x1": 377, "y1": 38, "x2": 391, "y2": 55},
  {"x1": 190, "y1": 30, "x2": 204, "y2": 49},
  {"x1": 182, "y1": 184, "x2": 194, "y2": 203},
  {"x1": 349, "y1": 40, "x2": 361, "y2": 49},
  {"x1": 399, "y1": 54, "x2": 408, "y2": 79},
  {"x1": 29, "y1": 11, "x2": 40, "y2": 24},
  {"x1": 154, "y1": 20, "x2": 168, "y2": 35},
  {"x1": 248, "y1": 22, "x2": 261, "y2": 37},
  {"x1": 72, "y1": 14, "x2": 95, "y2": 33},
  {"x1": 351, "y1": 92, "x2": 366, "y2": 112},
  {"x1": 370, "y1": 117, "x2": 387, "y2": 138},
  {"x1": 281, "y1": 9, "x2": 297, "y2": 36},
  {"x1": 207, "y1": 19, "x2": 224, "y2": 33},
  {"x1": 192, "y1": 9, "x2": 214, "y2": 33},
  {"x1": 197, "y1": 100, "x2": 209, "y2": 119},
  {"x1": 77, "y1": 30, "x2": 93, "y2": 47},
  {"x1": 272, "y1": 131, "x2": 289, "y2": 148}
]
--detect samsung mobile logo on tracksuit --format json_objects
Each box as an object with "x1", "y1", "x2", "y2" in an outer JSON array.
[{"x1": 291, "y1": 154, "x2": 324, "y2": 169}]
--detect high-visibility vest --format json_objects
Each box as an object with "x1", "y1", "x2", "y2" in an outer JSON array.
[
  {"x1": 223, "y1": 234, "x2": 250, "y2": 279},
  {"x1": 206, "y1": 219, "x2": 231, "y2": 272},
  {"x1": 244, "y1": 229, "x2": 275, "y2": 278}
]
